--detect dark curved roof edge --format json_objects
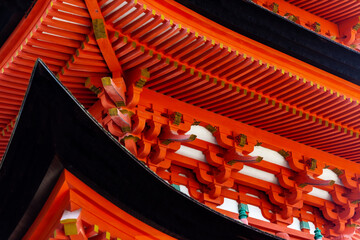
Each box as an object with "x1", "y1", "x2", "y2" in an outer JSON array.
[
  {"x1": 0, "y1": 59, "x2": 281, "y2": 240},
  {"x1": 176, "y1": 0, "x2": 360, "y2": 84}
]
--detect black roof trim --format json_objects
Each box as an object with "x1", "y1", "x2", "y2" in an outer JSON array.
[
  {"x1": 176, "y1": 0, "x2": 360, "y2": 84},
  {"x1": 0, "y1": 60, "x2": 281, "y2": 240}
]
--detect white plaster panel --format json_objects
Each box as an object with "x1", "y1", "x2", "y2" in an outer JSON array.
[
  {"x1": 318, "y1": 169, "x2": 343, "y2": 185},
  {"x1": 308, "y1": 187, "x2": 332, "y2": 201},
  {"x1": 248, "y1": 204, "x2": 270, "y2": 222},
  {"x1": 239, "y1": 165, "x2": 279, "y2": 185},
  {"x1": 175, "y1": 145, "x2": 206, "y2": 162},
  {"x1": 287, "y1": 217, "x2": 301, "y2": 231},
  {"x1": 216, "y1": 198, "x2": 238, "y2": 213},
  {"x1": 249, "y1": 146, "x2": 289, "y2": 168},
  {"x1": 186, "y1": 125, "x2": 218, "y2": 144}
]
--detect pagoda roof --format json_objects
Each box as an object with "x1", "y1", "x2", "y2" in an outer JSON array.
[
  {"x1": 284, "y1": 0, "x2": 360, "y2": 23},
  {"x1": 0, "y1": 59, "x2": 281, "y2": 240},
  {"x1": 176, "y1": 0, "x2": 360, "y2": 83},
  {"x1": 0, "y1": 0, "x2": 360, "y2": 163}
]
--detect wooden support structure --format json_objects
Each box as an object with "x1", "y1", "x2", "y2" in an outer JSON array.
[{"x1": 0, "y1": 0, "x2": 360, "y2": 239}]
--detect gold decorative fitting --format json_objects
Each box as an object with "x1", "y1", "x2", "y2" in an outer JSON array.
[{"x1": 93, "y1": 19, "x2": 107, "y2": 40}]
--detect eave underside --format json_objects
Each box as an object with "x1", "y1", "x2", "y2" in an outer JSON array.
[
  {"x1": 0, "y1": 0, "x2": 360, "y2": 163},
  {"x1": 0, "y1": 60, "x2": 280, "y2": 240}
]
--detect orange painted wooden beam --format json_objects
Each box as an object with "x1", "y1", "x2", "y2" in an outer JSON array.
[
  {"x1": 140, "y1": 0, "x2": 360, "y2": 102},
  {"x1": 140, "y1": 88, "x2": 360, "y2": 171},
  {"x1": 24, "y1": 170, "x2": 176, "y2": 240}
]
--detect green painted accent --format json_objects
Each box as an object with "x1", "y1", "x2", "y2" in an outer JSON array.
[
  {"x1": 239, "y1": 203, "x2": 249, "y2": 212},
  {"x1": 243, "y1": 89, "x2": 247, "y2": 96},
  {"x1": 305, "y1": 113, "x2": 309, "y2": 120},
  {"x1": 314, "y1": 228, "x2": 323, "y2": 240},
  {"x1": 258, "y1": 95, "x2": 262, "y2": 101},
  {"x1": 300, "y1": 221, "x2": 310, "y2": 230},
  {"x1": 131, "y1": 42, "x2": 137, "y2": 48},
  {"x1": 81, "y1": 42, "x2": 85, "y2": 49},
  {"x1": 236, "y1": 86, "x2": 240, "y2": 92},
  {"x1": 171, "y1": 184, "x2": 180, "y2": 191},
  {"x1": 238, "y1": 203, "x2": 248, "y2": 219},
  {"x1": 299, "y1": 183, "x2": 308, "y2": 188},
  {"x1": 285, "y1": 105, "x2": 289, "y2": 111},
  {"x1": 220, "y1": 81, "x2": 225, "y2": 87},
  {"x1": 213, "y1": 78, "x2": 217, "y2": 84},
  {"x1": 239, "y1": 208, "x2": 247, "y2": 219},
  {"x1": 93, "y1": 19, "x2": 107, "y2": 39},
  {"x1": 338, "y1": 126, "x2": 342, "y2": 131},
  {"x1": 173, "y1": 61, "x2": 178, "y2": 68},
  {"x1": 255, "y1": 141, "x2": 262, "y2": 146},
  {"x1": 85, "y1": 35, "x2": 90, "y2": 43},
  {"x1": 312, "y1": 116, "x2": 316, "y2": 122},
  {"x1": 181, "y1": 65, "x2": 186, "y2": 71},
  {"x1": 271, "y1": 100, "x2": 275, "y2": 106},
  {"x1": 250, "y1": 92, "x2": 254, "y2": 98},
  {"x1": 324, "y1": 121, "x2": 328, "y2": 127},
  {"x1": 318, "y1": 119, "x2": 322, "y2": 124}
]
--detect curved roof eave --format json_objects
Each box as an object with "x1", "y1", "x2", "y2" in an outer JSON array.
[{"x1": 0, "y1": 60, "x2": 281, "y2": 240}]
